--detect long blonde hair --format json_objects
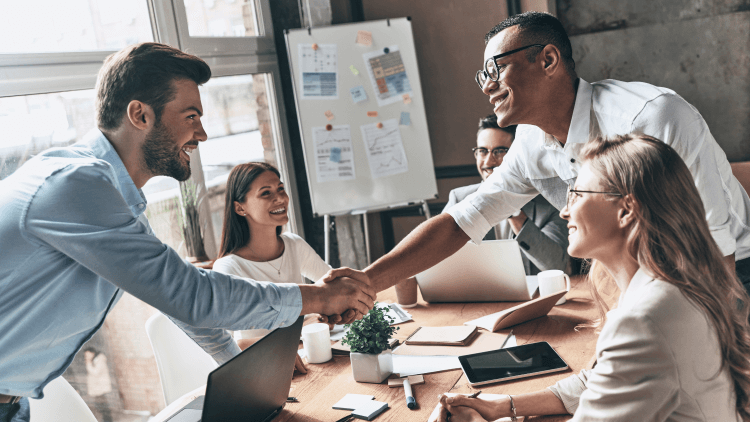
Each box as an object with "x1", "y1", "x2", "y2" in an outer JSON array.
[{"x1": 580, "y1": 134, "x2": 750, "y2": 419}]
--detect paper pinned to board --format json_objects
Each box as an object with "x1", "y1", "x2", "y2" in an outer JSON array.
[
  {"x1": 299, "y1": 44, "x2": 338, "y2": 99},
  {"x1": 360, "y1": 119, "x2": 408, "y2": 179},
  {"x1": 363, "y1": 45, "x2": 413, "y2": 107},
  {"x1": 312, "y1": 124, "x2": 355, "y2": 183},
  {"x1": 350, "y1": 86, "x2": 368, "y2": 103}
]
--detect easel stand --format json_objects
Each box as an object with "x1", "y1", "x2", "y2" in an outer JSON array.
[{"x1": 322, "y1": 200, "x2": 432, "y2": 267}]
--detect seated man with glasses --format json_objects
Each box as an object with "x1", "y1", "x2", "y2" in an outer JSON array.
[{"x1": 443, "y1": 114, "x2": 569, "y2": 275}]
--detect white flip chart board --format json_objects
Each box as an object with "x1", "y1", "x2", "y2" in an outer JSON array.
[{"x1": 285, "y1": 18, "x2": 437, "y2": 216}]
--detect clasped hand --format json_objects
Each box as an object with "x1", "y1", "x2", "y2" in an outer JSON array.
[{"x1": 315, "y1": 267, "x2": 376, "y2": 326}]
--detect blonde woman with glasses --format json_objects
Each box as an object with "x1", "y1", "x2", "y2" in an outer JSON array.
[{"x1": 437, "y1": 134, "x2": 750, "y2": 421}]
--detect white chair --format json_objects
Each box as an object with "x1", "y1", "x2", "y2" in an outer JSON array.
[
  {"x1": 145, "y1": 313, "x2": 218, "y2": 405},
  {"x1": 28, "y1": 377, "x2": 97, "y2": 422}
]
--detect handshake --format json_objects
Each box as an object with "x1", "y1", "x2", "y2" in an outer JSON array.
[{"x1": 298, "y1": 267, "x2": 377, "y2": 325}]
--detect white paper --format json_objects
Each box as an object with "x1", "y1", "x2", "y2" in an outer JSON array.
[
  {"x1": 392, "y1": 354, "x2": 461, "y2": 376},
  {"x1": 299, "y1": 44, "x2": 338, "y2": 99},
  {"x1": 504, "y1": 334, "x2": 517, "y2": 348},
  {"x1": 329, "y1": 324, "x2": 348, "y2": 341},
  {"x1": 427, "y1": 393, "x2": 523, "y2": 422},
  {"x1": 363, "y1": 45, "x2": 413, "y2": 107},
  {"x1": 332, "y1": 394, "x2": 375, "y2": 410},
  {"x1": 360, "y1": 119, "x2": 408, "y2": 179},
  {"x1": 312, "y1": 125, "x2": 355, "y2": 183},
  {"x1": 376, "y1": 302, "x2": 413, "y2": 325}
]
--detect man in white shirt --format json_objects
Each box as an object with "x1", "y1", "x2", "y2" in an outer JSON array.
[{"x1": 350, "y1": 11, "x2": 750, "y2": 294}]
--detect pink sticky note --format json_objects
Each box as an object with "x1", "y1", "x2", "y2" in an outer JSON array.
[
  {"x1": 356, "y1": 30, "x2": 372, "y2": 46},
  {"x1": 325, "y1": 110, "x2": 334, "y2": 121},
  {"x1": 366, "y1": 111, "x2": 378, "y2": 117},
  {"x1": 403, "y1": 94, "x2": 412, "y2": 104}
]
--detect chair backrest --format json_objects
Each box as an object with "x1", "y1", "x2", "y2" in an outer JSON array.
[
  {"x1": 731, "y1": 162, "x2": 750, "y2": 195},
  {"x1": 145, "y1": 313, "x2": 219, "y2": 405},
  {"x1": 28, "y1": 377, "x2": 97, "y2": 422}
]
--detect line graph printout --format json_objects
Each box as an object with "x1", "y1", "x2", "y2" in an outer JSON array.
[
  {"x1": 299, "y1": 44, "x2": 338, "y2": 99},
  {"x1": 360, "y1": 119, "x2": 409, "y2": 179},
  {"x1": 312, "y1": 125, "x2": 356, "y2": 183},
  {"x1": 363, "y1": 45, "x2": 412, "y2": 107}
]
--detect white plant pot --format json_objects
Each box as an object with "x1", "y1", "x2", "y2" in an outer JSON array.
[{"x1": 350, "y1": 350, "x2": 393, "y2": 383}]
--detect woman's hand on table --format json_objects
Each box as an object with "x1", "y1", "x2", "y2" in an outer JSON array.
[
  {"x1": 437, "y1": 395, "x2": 487, "y2": 422},
  {"x1": 438, "y1": 394, "x2": 507, "y2": 422}
]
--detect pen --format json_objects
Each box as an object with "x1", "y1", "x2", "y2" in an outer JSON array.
[
  {"x1": 403, "y1": 377, "x2": 417, "y2": 409},
  {"x1": 467, "y1": 390, "x2": 482, "y2": 399},
  {"x1": 500, "y1": 330, "x2": 514, "y2": 349}
]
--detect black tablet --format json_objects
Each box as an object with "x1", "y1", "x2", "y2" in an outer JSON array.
[{"x1": 458, "y1": 341, "x2": 568, "y2": 386}]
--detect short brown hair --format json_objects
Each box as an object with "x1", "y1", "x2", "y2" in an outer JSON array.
[{"x1": 95, "y1": 42, "x2": 211, "y2": 131}]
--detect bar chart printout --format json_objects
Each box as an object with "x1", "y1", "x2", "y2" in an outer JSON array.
[{"x1": 312, "y1": 125, "x2": 356, "y2": 182}]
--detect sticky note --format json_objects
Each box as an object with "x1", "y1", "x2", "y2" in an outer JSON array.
[
  {"x1": 330, "y1": 147, "x2": 341, "y2": 163},
  {"x1": 356, "y1": 30, "x2": 372, "y2": 46},
  {"x1": 332, "y1": 394, "x2": 375, "y2": 410},
  {"x1": 350, "y1": 86, "x2": 367, "y2": 103},
  {"x1": 402, "y1": 94, "x2": 411, "y2": 104},
  {"x1": 325, "y1": 110, "x2": 334, "y2": 121},
  {"x1": 400, "y1": 112, "x2": 411, "y2": 126},
  {"x1": 352, "y1": 400, "x2": 388, "y2": 420},
  {"x1": 312, "y1": 43, "x2": 319, "y2": 50},
  {"x1": 367, "y1": 111, "x2": 378, "y2": 117},
  {"x1": 349, "y1": 65, "x2": 360, "y2": 75}
]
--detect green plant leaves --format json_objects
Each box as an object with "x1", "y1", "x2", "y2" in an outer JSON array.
[{"x1": 341, "y1": 303, "x2": 399, "y2": 354}]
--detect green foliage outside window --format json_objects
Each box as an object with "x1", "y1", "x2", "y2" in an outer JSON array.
[{"x1": 341, "y1": 304, "x2": 399, "y2": 354}]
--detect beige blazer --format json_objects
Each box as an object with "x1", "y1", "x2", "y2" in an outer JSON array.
[{"x1": 549, "y1": 268, "x2": 739, "y2": 421}]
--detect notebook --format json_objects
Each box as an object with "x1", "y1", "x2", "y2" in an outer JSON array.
[
  {"x1": 464, "y1": 290, "x2": 567, "y2": 332},
  {"x1": 404, "y1": 326, "x2": 478, "y2": 346}
]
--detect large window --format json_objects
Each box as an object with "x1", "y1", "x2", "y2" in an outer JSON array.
[{"x1": 0, "y1": 1, "x2": 299, "y2": 420}]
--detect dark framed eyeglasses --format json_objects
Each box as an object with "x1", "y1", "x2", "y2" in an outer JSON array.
[
  {"x1": 472, "y1": 146, "x2": 509, "y2": 159},
  {"x1": 566, "y1": 184, "x2": 623, "y2": 209},
  {"x1": 475, "y1": 44, "x2": 546, "y2": 89}
]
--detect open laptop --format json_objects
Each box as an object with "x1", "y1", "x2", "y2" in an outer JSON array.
[
  {"x1": 416, "y1": 240, "x2": 539, "y2": 302},
  {"x1": 165, "y1": 316, "x2": 304, "y2": 422}
]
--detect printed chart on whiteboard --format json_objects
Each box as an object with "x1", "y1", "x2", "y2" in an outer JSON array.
[
  {"x1": 299, "y1": 44, "x2": 338, "y2": 99},
  {"x1": 363, "y1": 45, "x2": 413, "y2": 107},
  {"x1": 360, "y1": 119, "x2": 409, "y2": 179},
  {"x1": 312, "y1": 125, "x2": 356, "y2": 183}
]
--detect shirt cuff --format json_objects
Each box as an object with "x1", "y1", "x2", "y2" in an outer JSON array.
[
  {"x1": 711, "y1": 226, "x2": 736, "y2": 257},
  {"x1": 270, "y1": 283, "x2": 304, "y2": 329},
  {"x1": 446, "y1": 202, "x2": 493, "y2": 245},
  {"x1": 547, "y1": 370, "x2": 589, "y2": 415},
  {"x1": 213, "y1": 340, "x2": 242, "y2": 365}
]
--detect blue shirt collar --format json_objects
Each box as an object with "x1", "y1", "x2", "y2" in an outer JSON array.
[{"x1": 81, "y1": 129, "x2": 148, "y2": 215}]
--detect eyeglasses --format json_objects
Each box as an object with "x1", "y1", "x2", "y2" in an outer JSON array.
[
  {"x1": 475, "y1": 44, "x2": 546, "y2": 89},
  {"x1": 472, "y1": 146, "x2": 509, "y2": 159},
  {"x1": 566, "y1": 185, "x2": 622, "y2": 208}
]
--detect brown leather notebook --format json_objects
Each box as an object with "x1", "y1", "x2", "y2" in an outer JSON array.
[
  {"x1": 404, "y1": 325, "x2": 478, "y2": 346},
  {"x1": 464, "y1": 290, "x2": 567, "y2": 332}
]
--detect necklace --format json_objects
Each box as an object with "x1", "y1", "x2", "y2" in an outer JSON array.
[{"x1": 248, "y1": 239, "x2": 284, "y2": 277}]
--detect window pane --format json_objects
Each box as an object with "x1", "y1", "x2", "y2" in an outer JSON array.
[
  {"x1": 0, "y1": 0, "x2": 153, "y2": 54},
  {"x1": 197, "y1": 73, "x2": 281, "y2": 250},
  {"x1": 183, "y1": 0, "x2": 260, "y2": 37}
]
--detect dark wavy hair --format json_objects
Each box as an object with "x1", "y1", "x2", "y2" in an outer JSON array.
[
  {"x1": 581, "y1": 134, "x2": 750, "y2": 419},
  {"x1": 96, "y1": 42, "x2": 211, "y2": 131},
  {"x1": 218, "y1": 162, "x2": 282, "y2": 258}
]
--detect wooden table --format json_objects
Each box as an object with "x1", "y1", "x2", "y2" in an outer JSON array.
[{"x1": 155, "y1": 276, "x2": 613, "y2": 421}]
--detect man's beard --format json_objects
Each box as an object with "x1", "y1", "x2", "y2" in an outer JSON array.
[{"x1": 141, "y1": 120, "x2": 192, "y2": 181}]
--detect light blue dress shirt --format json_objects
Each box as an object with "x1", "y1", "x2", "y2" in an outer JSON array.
[{"x1": 0, "y1": 130, "x2": 302, "y2": 399}]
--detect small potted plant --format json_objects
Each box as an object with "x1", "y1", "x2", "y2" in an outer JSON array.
[
  {"x1": 342, "y1": 305, "x2": 399, "y2": 383},
  {"x1": 176, "y1": 179, "x2": 208, "y2": 264}
]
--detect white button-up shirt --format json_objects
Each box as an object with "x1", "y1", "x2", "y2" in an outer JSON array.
[{"x1": 448, "y1": 78, "x2": 750, "y2": 260}]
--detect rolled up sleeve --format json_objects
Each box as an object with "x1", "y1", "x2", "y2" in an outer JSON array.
[{"x1": 548, "y1": 369, "x2": 590, "y2": 415}]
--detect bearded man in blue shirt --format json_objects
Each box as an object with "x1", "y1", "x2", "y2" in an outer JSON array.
[{"x1": 0, "y1": 43, "x2": 375, "y2": 422}]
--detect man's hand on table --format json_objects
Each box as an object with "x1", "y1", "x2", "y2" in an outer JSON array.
[
  {"x1": 300, "y1": 267, "x2": 375, "y2": 319},
  {"x1": 315, "y1": 267, "x2": 377, "y2": 327}
]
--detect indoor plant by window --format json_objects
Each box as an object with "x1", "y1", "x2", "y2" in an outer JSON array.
[
  {"x1": 341, "y1": 305, "x2": 398, "y2": 383},
  {"x1": 176, "y1": 179, "x2": 209, "y2": 264}
]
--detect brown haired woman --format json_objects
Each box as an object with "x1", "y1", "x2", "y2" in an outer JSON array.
[
  {"x1": 436, "y1": 134, "x2": 750, "y2": 421},
  {"x1": 212, "y1": 162, "x2": 331, "y2": 372}
]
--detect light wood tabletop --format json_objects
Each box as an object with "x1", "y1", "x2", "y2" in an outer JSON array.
[{"x1": 154, "y1": 275, "x2": 613, "y2": 422}]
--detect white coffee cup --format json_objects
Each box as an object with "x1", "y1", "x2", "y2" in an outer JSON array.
[
  {"x1": 301, "y1": 323, "x2": 332, "y2": 363},
  {"x1": 537, "y1": 270, "x2": 571, "y2": 305}
]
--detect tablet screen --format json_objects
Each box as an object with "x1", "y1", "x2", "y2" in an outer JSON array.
[{"x1": 458, "y1": 342, "x2": 567, "y2": 385}]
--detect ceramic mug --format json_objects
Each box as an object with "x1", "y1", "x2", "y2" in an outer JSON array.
[
  {"x1": 301, "y1": 323, "x2": 332, "y2": 363},
  {"x1": 537, "y1": 270, "x2": 571, "y2": 305}
]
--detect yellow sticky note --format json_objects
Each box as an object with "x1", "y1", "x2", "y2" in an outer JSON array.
[
  {"x1": 356, "y1": 30, "x2": 372, "y2": 46},
  {"x1": 403, "y1": 94, "x2": 412, "y2": 104},
  {"x1": 367, "y1": 111, "x2": 378, "y2": 117},
  {"x1": 349, "y1": 65, "x2": 359, "y2": 75},
  {"x1": 325, "y1": 110, "x2": 334, "y2": 121}
]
